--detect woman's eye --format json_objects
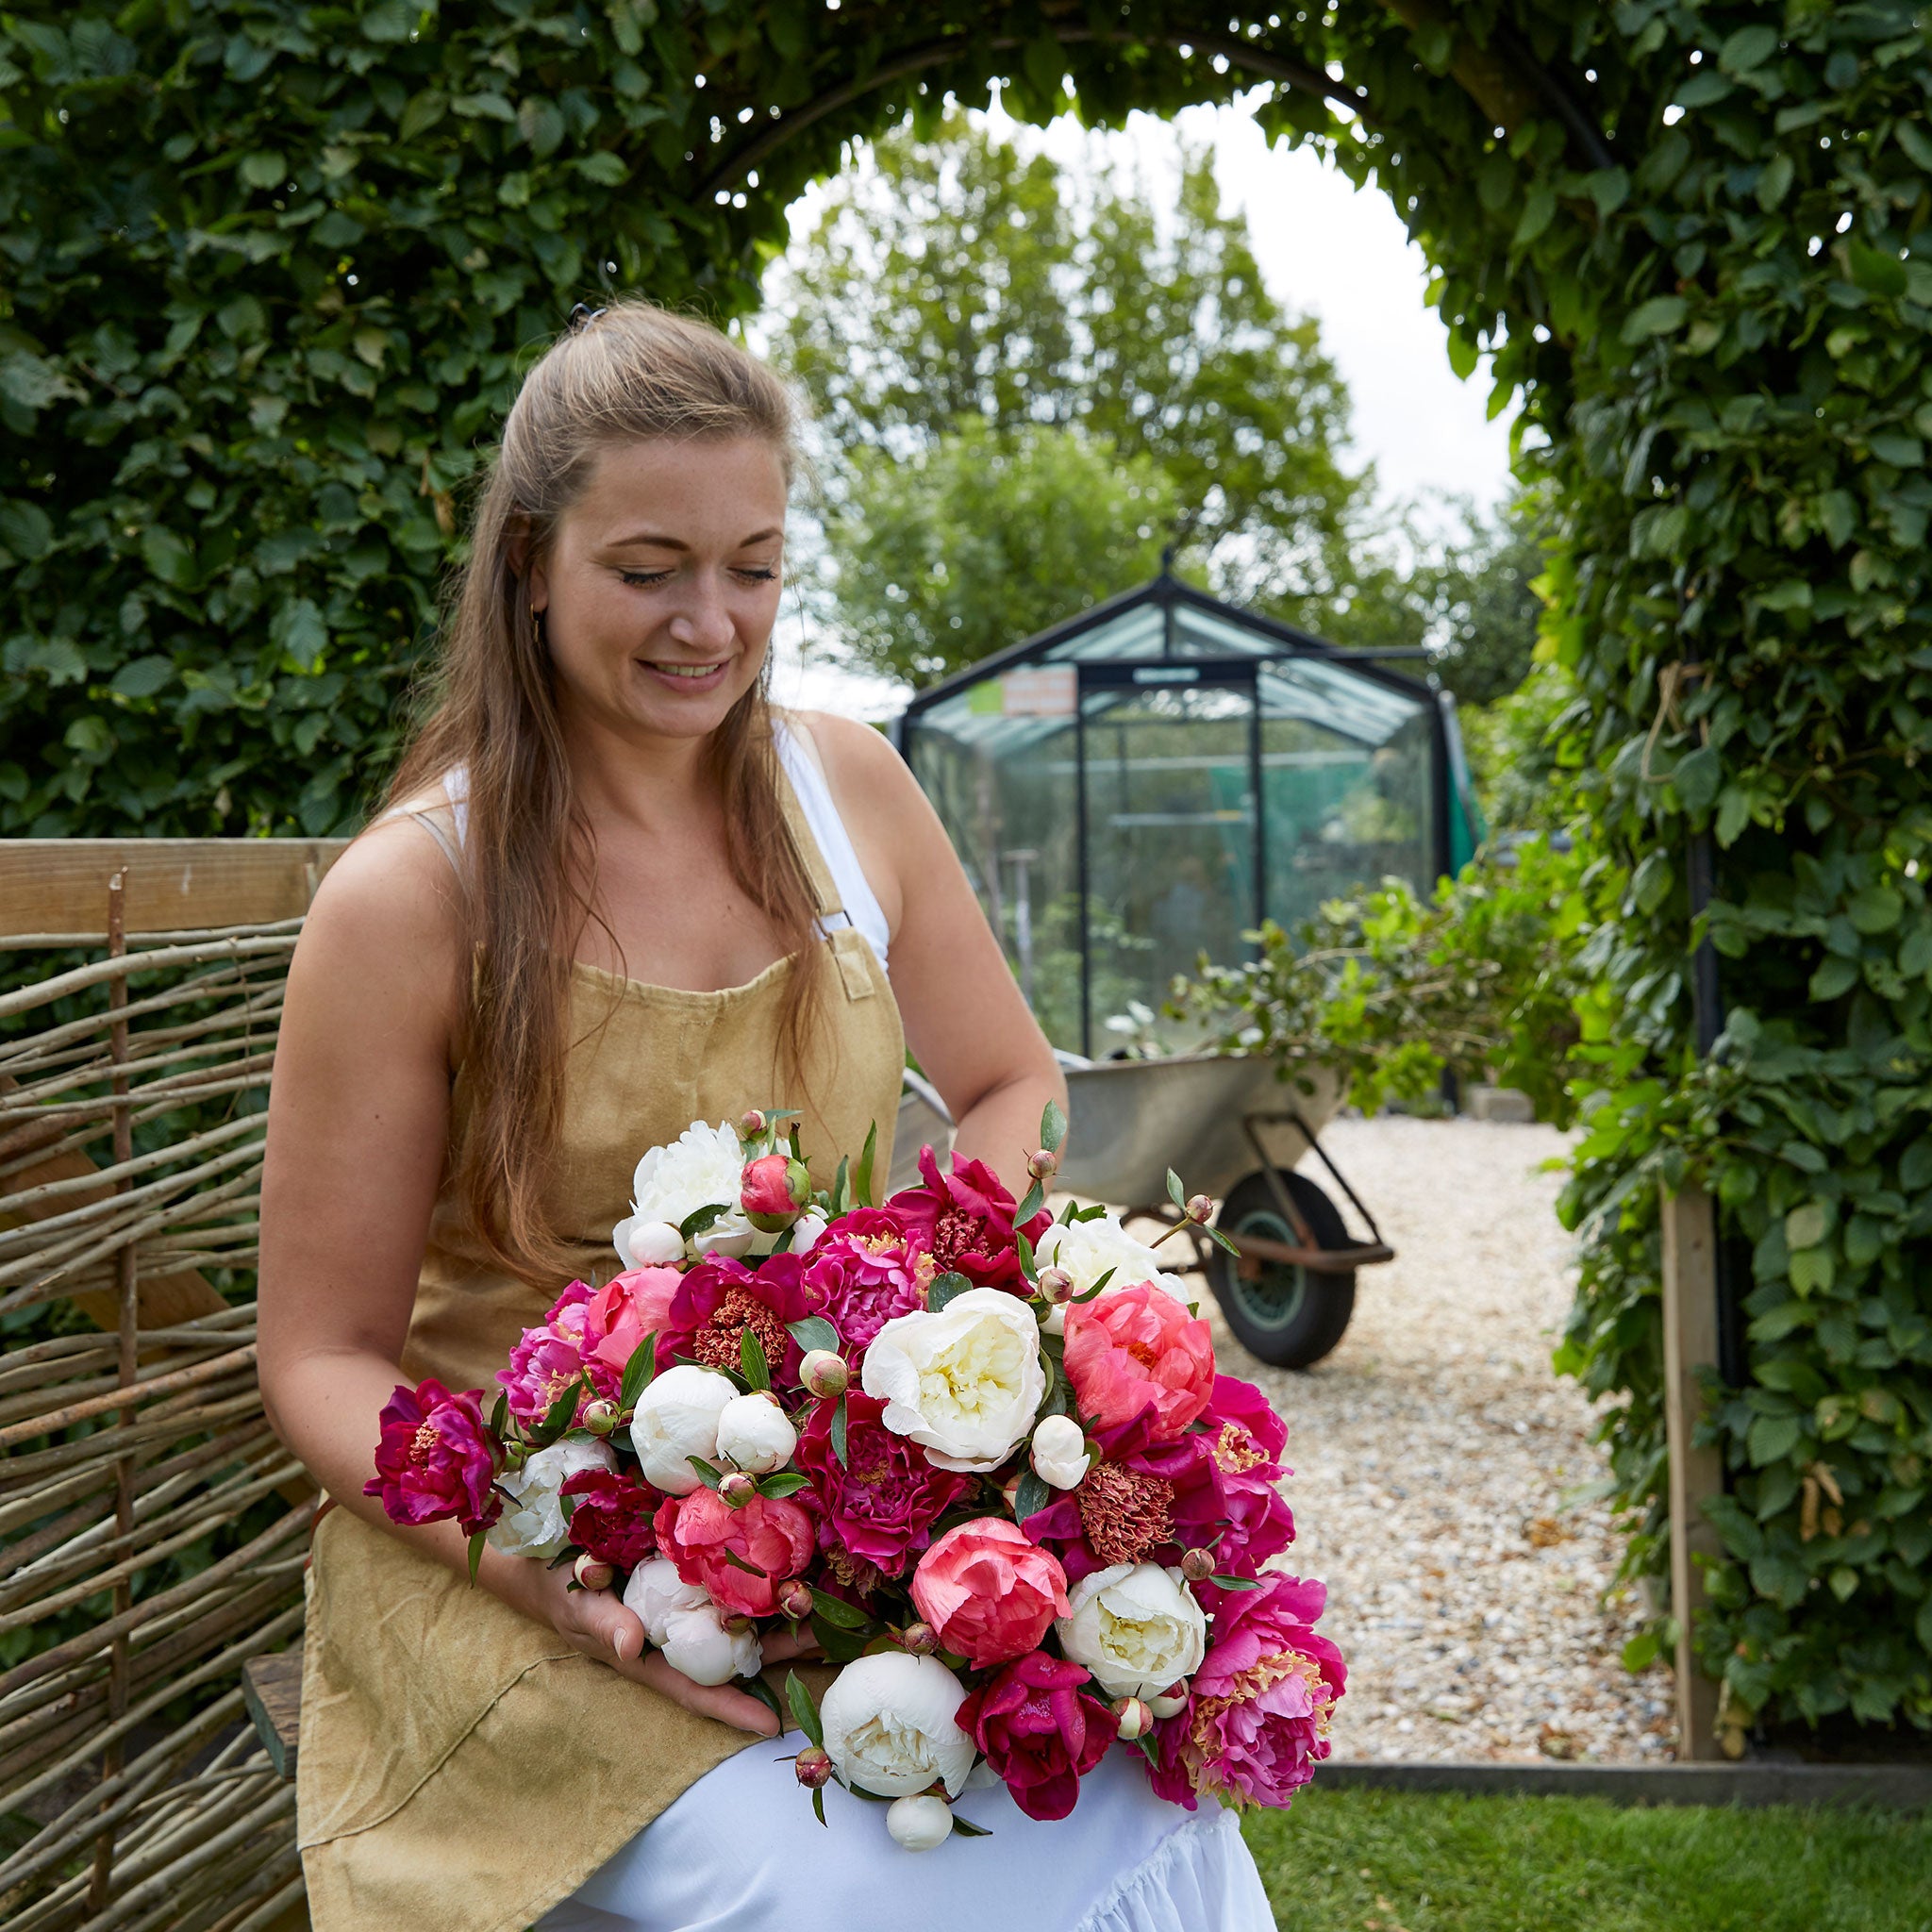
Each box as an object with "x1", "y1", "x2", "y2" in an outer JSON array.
[
  {"x1": 735, "y1": 566, "x2": 779, "y2": 582},
  {"x1": 618, "y1": 570, "x2": 671, "y2": 587}
]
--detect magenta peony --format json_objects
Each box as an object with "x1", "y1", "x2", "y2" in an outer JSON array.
[
  {"x1": 559, "y1": 1466, "x2": 659, "y2": 1572},
  {"x1": 365, "y1": 1378, "x2": 500, "y2": 1536},
  {"x1": 910, "y1": 1518, "x2": 1070, "y2": 1668},
  {"x1": 802, "y1": 1209, "x2": 934, "y2": 1354},
  {"x1": 660, "y1": 1251, "x2": 824, "y2": 1384},
  {"x1": 957, "y1": 1651, "x2": 1115, "y2": 1821},
  {"x1": 885, "y1": 1147, "x2": 1049, "y2": 1297},
  {"x1": 794, "y1": 1390, "x2": 969, "y2": 1577},
  {"x1": 1147, "y1": 1572, "x2": 1345, "y2": 1810},
  {"x1": 1062, "y1": 1283, "x2": 1215, "y2": 1441},
  {"x1": 652, "y1": 1487, "x2": 817, "y2": 1619}
]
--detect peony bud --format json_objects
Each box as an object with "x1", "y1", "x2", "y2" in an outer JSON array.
[
  {"x1": 1028, "y1": 1413, "x2": 1091, "y2": 1491},
  {"x1": 777, "y1": 1577, "x2": 815, "y2": 1622},
  {"x1": 620, "y1": 1218, "x2": 688, "y2": 1268},
  {"x1": 718, "y1": 1470, "x2": 758, "y2": 1507},
  {"x1": 897, "y1": 1621, "x2": 939, "y2": 1656},
  {"x1": 793, "y1": 1745, "x2": 834, "y2": 1789},
  {"x1": 742, "y1": 1152, "x2": 809, "y2": 1231},
  {"x1": 738, "y1": 1108, "x2": 769, "y2": 1141},
  {"x1": 886, "y1": 1793, "x2": 954, "y2": 1853},
  {"x1": 721, "y1": 1610, "x2": 755, "y2": 1634},
  {"x1": 1184, "y1": 1193, "x2": 1213, "y2": 1225},
  {"x1": 715, "y1": 1390, "x2": 797, "y2": 1474},
  {"x1": 1036, "y1": 1266, "x2": 1074, "y2": 1306},
  {"x1": 798, "y1": 1348, "x2": 848, "y2": 1399},
  {"x1": 573, "y1": 1553, "x2": 615, "y2": 1591},
  {"x1": 1149, "y1": 1683, "x2": 1189, "y2": 1720},
  {"x1": 1179, "y1": 1547, "x2": 1216, "y2": 1584},
  {"x1": 1026, "y1": 1148, "x2": 1059, "y2": 1181},
  {"x1": 1112, "y1": 1696, "x2": 1154, "y2": 1741},
  {"x1": 581, "y1": 1398, "x2": 621, "y2": 1436}
]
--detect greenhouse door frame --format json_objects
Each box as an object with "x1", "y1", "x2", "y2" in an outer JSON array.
[{"x1": 1074, "y1": 658, "x2": 1264, "y2": 1058}]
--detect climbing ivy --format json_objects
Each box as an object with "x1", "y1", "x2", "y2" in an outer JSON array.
[{"x1": 5, "y1": 0, "x2": 1931, "y2": 1737}]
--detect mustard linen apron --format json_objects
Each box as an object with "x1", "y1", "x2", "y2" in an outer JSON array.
[{"x1": 296, "y1": 774, "x2": 905, "y2": 1932}]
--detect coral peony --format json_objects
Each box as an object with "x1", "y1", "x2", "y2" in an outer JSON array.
[
  {"x1": 582, "y1": 1267, "x2": 683, "y2": 1377},
  {"x1": 1062, "y1": 1282, "x2": 1215, "y2": 1441},
  {"x1": 659, "y1": 1251, "x2": 824, "y2": 1385},
  {"x1": 958, "y1": 1651, "x2": 1115, "y2": 1822},
  {"x1": 365, "y1": 1378, "x2": 500, "y2": 1536},
  {"x1": 1147, "y1": 1572, "x2": 1345, "y2": 1810},
  {"x1": 802, "y1": 1208, "x2": 934, "y2": 1354},
  {"x1": 885, "y1": 1146, "x2": 1049, "y2": 1296},
  {"x1": 652, "y1": 1487, "x2": 817, "y2": 1619},
  {"x1": 910, "y1": 1518, "x2": 1070, "y2": 1668},
  {"x1": 559, "y1": 1466, "x2": 659, "y2": 1572},
  {"x1": 795, "y1": 1390, "x2": 969, "y2": 1577}
]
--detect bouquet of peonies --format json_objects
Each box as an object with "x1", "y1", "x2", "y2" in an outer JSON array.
[{"x1": 367, "y1": 1104, "x2": 1344, "y2": 1849}]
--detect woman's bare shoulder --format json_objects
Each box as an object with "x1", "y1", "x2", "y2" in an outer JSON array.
[{"x1": 792, "y1": 709, "x2": 922, "y2": 810}]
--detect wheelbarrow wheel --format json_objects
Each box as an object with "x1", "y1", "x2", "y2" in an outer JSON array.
[{"x1": 1207, "y1": 1171, "x2": 1356, "y2": 1370}]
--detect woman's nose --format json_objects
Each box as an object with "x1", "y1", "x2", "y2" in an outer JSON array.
[{"x1": 666, "y1": 576, "x2": 737, "y2": 652}]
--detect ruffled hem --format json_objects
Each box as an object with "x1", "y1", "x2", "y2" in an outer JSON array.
[{"x1": 1072, "y1": 1805, "x2": 1273, "y2": 1932}]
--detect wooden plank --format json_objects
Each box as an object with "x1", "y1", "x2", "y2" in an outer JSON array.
[
  {"x1": 1660, "y1": 1182, "x2": 1727, "y2": 1762},
  {"x1": 0, "y1": 840, "x2": 350, "y2": 941},
  {"x1": 242, "y1": 1650, "x2": 303, "y2": 1780}
]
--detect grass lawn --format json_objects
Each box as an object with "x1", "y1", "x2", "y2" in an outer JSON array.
[{"x1": 1242, "y1": 1787, "x2": 1932, "y2": 1932}]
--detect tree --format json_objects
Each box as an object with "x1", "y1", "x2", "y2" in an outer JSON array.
[
  {"x1": 772, "y1": 113, "x2": 1416, "y2": 668},
  {"x1": 830, "y1": 419, "x2": 1177, "y2": 685},
  {"x1": 1417, "y1": 491, "x2": 1548, "y2": 707}
]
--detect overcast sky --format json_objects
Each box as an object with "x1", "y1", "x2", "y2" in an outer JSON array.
[{"x1": 766, "y1": 92, "x2": 1518, "y2": 720}]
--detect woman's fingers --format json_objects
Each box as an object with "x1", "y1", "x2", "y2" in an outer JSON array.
[
  {"x1": 557, "y1": 1581, "x2": 647, "y2": 1663},
  {"x1": 631, "y1": 1651, "x2": 783, "y2": 1736}
]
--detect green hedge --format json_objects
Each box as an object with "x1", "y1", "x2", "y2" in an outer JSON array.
[{"x1": 6, "y1": 0, "x2": 1931, "y2": 1736}]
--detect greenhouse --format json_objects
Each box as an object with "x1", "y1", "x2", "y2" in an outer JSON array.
[{"x1": 894, "y1": 572, "x2": 1484, "y2": 1056}]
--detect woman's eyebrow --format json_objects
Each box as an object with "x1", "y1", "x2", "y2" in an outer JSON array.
[{"x1": 605, "y1": 526, "x2": 784, "y2": 549}]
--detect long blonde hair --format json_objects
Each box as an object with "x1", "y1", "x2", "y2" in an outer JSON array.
[{"x1": 387, "y1": 303, "x2": 824, "y2": 1282}]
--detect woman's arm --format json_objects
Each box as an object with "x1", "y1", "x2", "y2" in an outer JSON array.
[
  {"x1": 258, "y1": 821, "x2": 790, "y2": 1734},
  {"x1": 808, "y1": 715, "x2": 1067, "y2": 1195}
]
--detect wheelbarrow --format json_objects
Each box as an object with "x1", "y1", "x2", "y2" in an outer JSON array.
[{"x1": 891, "y1": 1053, "x2": 1392, "y2": 1370}]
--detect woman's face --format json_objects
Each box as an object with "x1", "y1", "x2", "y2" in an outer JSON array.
[{"x1": 531, "y1": 435, "x2": 789, "y2": 745}]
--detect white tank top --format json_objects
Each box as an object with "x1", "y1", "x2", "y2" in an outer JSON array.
[{"x1": 400, "y1": 718, "x2": 891, "y2": 979}]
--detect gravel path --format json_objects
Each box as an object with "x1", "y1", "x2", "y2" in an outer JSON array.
[{"x1": 1196, "y1": 1115, "x2": 1677, "y2": 1764}]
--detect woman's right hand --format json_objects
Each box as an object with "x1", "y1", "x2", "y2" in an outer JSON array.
[{"x1": 500, "y1": 1555, "x2": 820, "y2": 1738}]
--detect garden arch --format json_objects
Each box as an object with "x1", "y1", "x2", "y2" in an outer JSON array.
[{"x1": 5, "y1": 0, "x2": 1929, "y2": 1856}]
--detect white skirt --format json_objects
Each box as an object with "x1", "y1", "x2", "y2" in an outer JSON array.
[{"x1": 534, "y1": 1738, "x2": 1275, "y2": 1932}]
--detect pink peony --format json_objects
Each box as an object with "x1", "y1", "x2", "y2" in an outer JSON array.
[
  {"x1": 652, "y1": 1487, "x2": 817, "y2": 1619},
  {"x1": 1147, "y1": 1573, "x2": 1345, "y2": 1811},
  {"x1": 660, "y1": 1252, "x2": 824, "y2": 1385},
  {"x1": 794, "y1": 1389, "x2": 969, "y2": 1577},
  {"x1": 559, "y1": 1467, "x2": 658, "y2": 1572},
  {"x1": 582, "y1": 1267, "x2": 683, "y2": 1376},
  {"x1": 909, "y1": 1518, "x2": 1070, "y2": 1668},
  {"x1": 802, "y1": 1208, "x2": 935, "y2": 1354},
  {"x1": 365, "y1": 1378, "x2": 500, "y2": 1536},
  {"x1": 958, "y1": 1651, "x2": 1115, "y2": 1822},
  {"x1": 1199, "y1": 1374, "x2": 1289, "y2": 1478},
  {"x1": 741, "y1": 1152, "x2": 807, "y2": 1223},
  {"x1": 885, "y1": 1146, "x2": 1050, "y2": 1297},
  {"x1": 1062, "y1": 1283, "x2": 1215, "y2": 1441}
]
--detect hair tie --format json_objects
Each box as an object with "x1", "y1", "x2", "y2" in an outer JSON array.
[{"x1": 567, "y1": 303, "x2": 608, "y2": 334}]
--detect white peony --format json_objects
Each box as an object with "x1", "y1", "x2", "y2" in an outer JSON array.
[
  {"x1": 1035, "y1": 1212, "x2": 1199, "y2": 1335},
  {"x1": 714, "y1": 1391, "x2": 797, "y2": 1474},
  {"x1": 613, "y1": 1120, "x2": 756, "y2": 1265},
  {"x1": 791, "y1": 1208, "x2": 829, "y2": 1257},
  {"x1": 487, "y1": 1437, "x2": 616, "y2": 1560},
  {"x1": 659, "y1": 1603, "x2": 763, "y2": 1685},
  {"x1": 623, "y1": 1556, "x2": 709, "y2": 1644},
  {"x1": 886, "y1": 1794, "x2": 955, "y2": 1852},
  {"x1": 861, "y1": 1288, "x2": 1047, "y2": 1473},
  {"x1": 819, "y1": 1652, "x2": 976, "y2": 1798},
  {"x1": 628, "y1": 1364, "x2": 738, "y2": 1494},
  {"x1": 1055, "y1": 1563, "x2": 1208, "y2": 1700},
  {"x1": 1029, "y1": 1414, "x2": 1091, "y2": 1491}
]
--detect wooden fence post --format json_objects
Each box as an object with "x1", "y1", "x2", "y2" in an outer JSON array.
[{"x1": 1659, "y1": 1181, "x2": 1726, "y2": 1761}]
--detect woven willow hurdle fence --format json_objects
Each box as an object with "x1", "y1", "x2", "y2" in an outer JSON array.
[{"x1": 0, "y1": 841, "x2": 345, "y2": 1932}]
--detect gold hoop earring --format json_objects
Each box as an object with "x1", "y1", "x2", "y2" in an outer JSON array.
[{"x1": 531, "y1": 606, "x2": 544, "y2": 650}]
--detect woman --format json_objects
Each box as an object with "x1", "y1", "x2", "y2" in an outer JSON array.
[{"x1": 258, "y1": 303, "x2": 1274, "y2": 1932}]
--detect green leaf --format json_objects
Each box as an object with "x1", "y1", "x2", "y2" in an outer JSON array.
[
  {"x1": 1013, "y1": 1471, "x2": 1050, "y2": 1522},
  {"x1": 759, "y1": 1471, "x2": 808, "y2": 1499},
  {"x1": 788, "y1": 1316, "x2": 840, "y2": 1356},
  {"x1": 812, "y1": 1785, "x2": 827, "y2": 1827},
  {"x1": 1748, "y1": 1413, "x2": 1803, "y2": 1465},
  {"x1": 1166, "y1": 1168, "x2": 1186, "y2": 1210},
  {"x1": 1209, "y1": 1573, "x2": 1265, "y2": 1591},
  {"x1": 1756, "y1": 152, "x2": 1794, "y2": 210},
  {"x1": 1622, "y1": 296, "x2": 1688, "y2": 343},
  {"x1": 809, "y1": 1584, "x2": 870, "y2": 1629},
  {"x1": 1718, "y1": 25, "x2": 1780, "y2": 75},
  {"x1": 397, "y1": 89, "x2": 448, "y2": 142},
  {"x1": 787, "y1": 1669, "x2": 825, "y2": 1746},
  {"x1": 1784, "y1": 1203, "x2": 1830, "y2": 1252},
  {"x1": 1513, "y1": 183, "x2": 1556, "y2": 248},
  {"x1": 1849, "y1": 242, "x2": 1909, "y2": 299},
  {"x1": 854, "y1": 1121, "x2": 878, "y2": 1208},
  {"x1": 1013, "y1": 1179, "x2": 1045, "y2": 1224},
  {"x1": 578, "y1": 151, "x2": 628, "y2": 186},
  {"x1": 141, "y1": 526, "x2": 193, "y2": 588},
  {"x1": 620, "y1": 1331, "x2": 658, "y2": 1411},
  {"x1": 830, "y1": 1154, "x2": 850, "y2": 1218},
  {"x1": 271, "y1": 596, "x2": 327, "y2": 671},
  {"x1": 950, "y1": 1814, "x2": 993, "y2": 1838},
  {"x1": 926, "y1": 1273, "x2": 974, "y2": 1312},
  {"x1": 1672, "y1": 745, "x2": 1720, "y2": 815},
  {"x1": 830, "y1": 1394, "x2": 847, "y2": 1468},
  {"x1": 110, "y1": 656, "x2": 174, "y2": 699},
  {"x1": 1790, "y1": 1247, "x2": 1836, "y2": 1296},
  {"x1": 1808, "y1": 956, "x2": 1859, "y2": 1001},
  {"x1": 467, "y1": 1528, "x2": 487, "y2": 1585},
  {"x1": 720, "y1": 1545, "x2": 767, "y2": 1575},
  {"x1": 1622, "y1": 1629, "x2": 1661, "y2": 1672},
  {"x1": 0, "y1": 500, "x2": 54, "y2": 560},
  {"x1": 686, "y1": 1456, "x2": 724, "y2": 1491},
  {"x1": 678, "y1": 1202, "x2": 727, "y2": 1241},
  {"x1": 1040, "y1": 1098, "x2": 1068, "y2": 1154},
  {"x1": 1847, "y1": 886, "x2": 1903, "y2": 934},
  {"x1": 740, "y1": 1326, "x2": 772, "y2": 1392},
  {"x1": 529, "y1": 1375, "x2": 584, "y2": 1447},
  {"x1": 238, "y1": 150, "x2": 285, "y2": 189}
]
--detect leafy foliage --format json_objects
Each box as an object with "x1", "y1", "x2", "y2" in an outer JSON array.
[{"x1": 8, "y1": 0, "x2": 1932, "y2": 1736}]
